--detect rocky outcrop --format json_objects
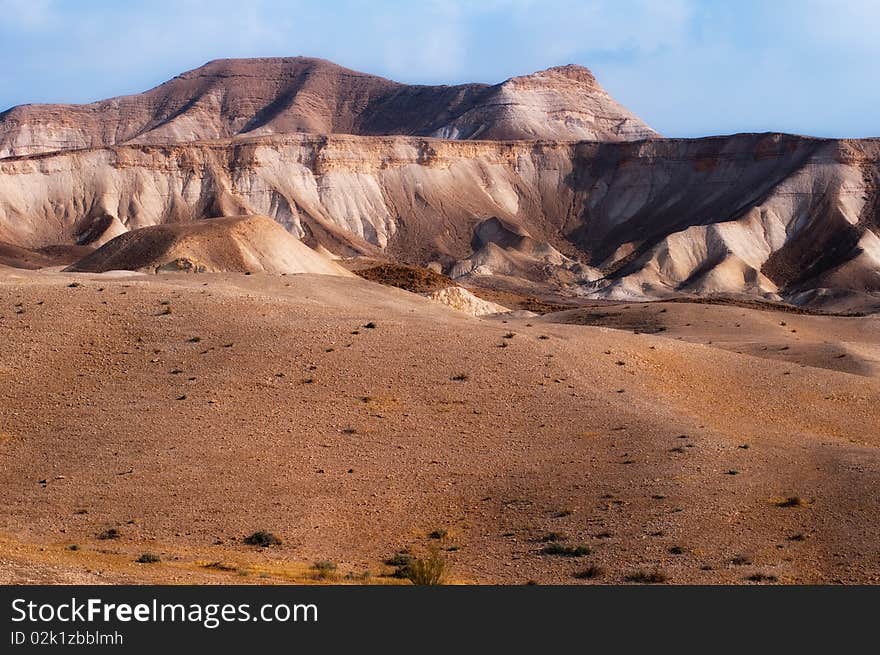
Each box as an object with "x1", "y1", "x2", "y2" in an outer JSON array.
[
  {"x1": 424, "y1": 285, "x2": 509, "y2": 316},
  {"x1": 450, "y1": 217, "x2": 596, "y2": 283},
  {"x1": 0, "y1": 58, "x2": 658, "y2": 159}
]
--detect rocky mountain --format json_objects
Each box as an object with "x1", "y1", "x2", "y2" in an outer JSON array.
[
  {"x1": 0, "y1": 57, "x2": 657, "y2": 158},
  {"x1": 0, "y1": 58, "x2": 877, "y2": 312}
]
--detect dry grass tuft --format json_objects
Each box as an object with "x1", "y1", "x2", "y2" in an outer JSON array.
[{"x1": 625, "y1": 569, "x2": 667, "y2": 584}]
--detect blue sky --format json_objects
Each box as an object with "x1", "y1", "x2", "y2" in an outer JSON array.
[{"x1": 1, "y1": 0, "x2": 877, "y2": 138}]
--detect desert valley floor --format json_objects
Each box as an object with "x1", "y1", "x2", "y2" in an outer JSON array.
[{"x1": 0, "y1": 268, "x2": 878, "y2": 584}]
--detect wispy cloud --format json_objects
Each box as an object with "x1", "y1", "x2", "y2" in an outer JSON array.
[{"x1": 0, "y1": 0, "x2": 57, "y2": 31}]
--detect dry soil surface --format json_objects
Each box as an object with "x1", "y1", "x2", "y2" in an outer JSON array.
[{"x1": 1, "y1": 270, "x2": 878, "y2": 584}]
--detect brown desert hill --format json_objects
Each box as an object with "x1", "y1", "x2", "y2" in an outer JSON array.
[
  {"x1": 0, "y1": 241, "x2": 93, "y2": 270},
  {"x1": 64, "y1": 215, "x2": 353, "y2": 276},
  {"x1": 0, "y1": 57, "x2": 658, "y2": 158}
]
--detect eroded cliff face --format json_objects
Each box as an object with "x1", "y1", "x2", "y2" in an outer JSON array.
[{"x1": 1, "y1": 132, "x2": 878, "y2": 306}]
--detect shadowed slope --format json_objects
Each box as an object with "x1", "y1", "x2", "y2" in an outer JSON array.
[
  {"x1": 0, "y1": 58, "x2": 658, "y2": 158},
  {"x1": 65, "y1": 215, "x2": 353, "y2": 276}
]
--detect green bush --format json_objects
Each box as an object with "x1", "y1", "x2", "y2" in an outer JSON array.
[{"x1": 406, "y1": 548, "x2": 447, "y2": 585}]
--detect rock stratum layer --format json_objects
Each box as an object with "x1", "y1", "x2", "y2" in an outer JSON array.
[
  {"x1": 0, "y1": 57, "x2": 656, "y2": 158},
  {"x1": 0, "y1": 58, "x2": 877, "y2": 312},
  {"x1": 1, "y1": 132, "x2": 878, "y2": 310}
]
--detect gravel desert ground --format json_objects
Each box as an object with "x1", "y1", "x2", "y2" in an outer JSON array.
[{"x1": 1, "y1": 268, "x2": 877, "y2": 584}]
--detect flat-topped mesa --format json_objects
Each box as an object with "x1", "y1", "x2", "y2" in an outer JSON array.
[{"x1": 0, "y1": 57, "x2": 658, "y2": 158}]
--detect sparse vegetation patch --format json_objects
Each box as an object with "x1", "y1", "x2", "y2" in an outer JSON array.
[
  {"x1": 136, "y1": 552, "x2": 161, "y2": 564},
  {"x1": 541, "y1": 543, "x2": 590, "y2": 557},
  {"x1": 244, "y1": 530, "x2": 281, "y2": 547}
]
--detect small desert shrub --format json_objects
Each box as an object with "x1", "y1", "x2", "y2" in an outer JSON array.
[
  {"x1": 573, "y1": 565, "x2": 605, "y2": 580},
  {"x1": 776, "y1": 496, "x2": 809, "y2": 508},
  {"x1": 384, "y1": 551, "x2": 413, "y2": 577},
  {"x1": 384, "y1": 551, "x2": 412, "y2": 567},
  {"x1": 406, "y1": 548, "x2": 447, "y2": 585},
  {"x1": 450, "y1": 373, "x2": 469, "y2": 381},
  {"x1": 97, "y1": 528, "x2": 119, "y2": 540},
  {"x1": 67, "y1": 544, "x2": 80, "y2": 551},
  {"x1": 312, "y1": 560, "x2": 338, "y2": 580},
  {"x1": 669, "y1": 546, "x2": 685, "y2": 555},
  {"x1": 788, "y1": 533, "x2": 807, "y2": 542},
  {"x1": 746, "y1": 572, "x2": 778, "y2": 583},
  {"x1": 203, "y1": 561, "x2": 237, "y2": 572},
  {"x1": 541, "y1": 543, "x2": 590, "y2": 557},
  {"x1": 428, "y1": 529, "x2": 448, "y2": 540},
  {"x1": 136, "y1": 552, "x2": 161, "y2": 564},
  {"x1": 363, "y1": 322, "x2": 377, "y2": 329},
  {"x1": 187, "y1": 336, "x2": 201, "y2": 343},
  {"x1": 244, "y1": 531, "x2": 281, "y2": 547},
  {"x1": 626, "y1": 569, "x2": 667, "y2": 584},
  {"x1": 730, "y1": 555, "x2": 752, "y2": 566}
]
